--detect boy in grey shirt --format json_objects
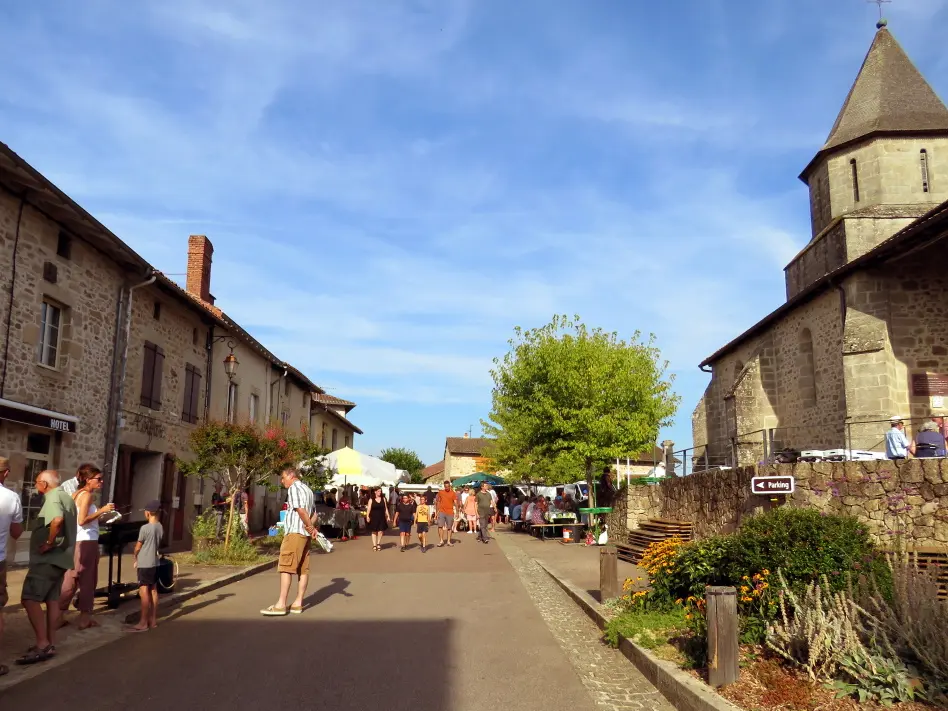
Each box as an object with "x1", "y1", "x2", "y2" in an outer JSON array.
[{"x1": 130, "y1": 500, "x2": 163, "y2": 632}]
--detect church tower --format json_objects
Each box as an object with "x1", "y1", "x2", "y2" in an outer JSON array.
[{"x1": 786, "y1": 21, "x2": 948, "y2": 299}]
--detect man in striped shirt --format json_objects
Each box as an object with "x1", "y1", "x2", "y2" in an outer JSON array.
[{"x1": 261, "y1": 468, "x2": 316, "y2": 617}]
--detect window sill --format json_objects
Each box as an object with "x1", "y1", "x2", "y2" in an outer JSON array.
[{"x1": 35, "y1": 362, "x2": 66, "y2": 381}]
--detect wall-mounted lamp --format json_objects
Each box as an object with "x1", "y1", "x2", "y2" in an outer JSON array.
[{"x1": 222, "y1": 341, "x2": 239, "y2": 381}]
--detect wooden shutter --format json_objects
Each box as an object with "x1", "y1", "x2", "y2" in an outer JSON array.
[
  {"x1": 140, "y1": 342, "x2": 156, "y2": 407},
  {"x1": 181, "y1": 366, "x2": 194, "y2": 423},
  {"x1": 189, "y1": 368, "x2": 202, "y2": 424},
  {"x1": 150, "y1": 345, "x2": 165, "y2": 410}
]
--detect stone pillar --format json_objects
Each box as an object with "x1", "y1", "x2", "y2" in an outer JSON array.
[{"x1": 663, "y1": 440, "x2": 676, "y2": 477}]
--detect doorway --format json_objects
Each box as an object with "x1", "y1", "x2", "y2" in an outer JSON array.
[{"x1": 160, "y1": 455, "x2": 175, "y2": 547}]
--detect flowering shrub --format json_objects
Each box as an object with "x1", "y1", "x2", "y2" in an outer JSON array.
[{"x1": 638, "y1": 537, "x2": 685, "y2": 606}]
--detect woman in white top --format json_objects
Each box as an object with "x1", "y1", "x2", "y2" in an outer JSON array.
[{"x1": 59, "y1": 464, "x2": 114, "y2": 630}]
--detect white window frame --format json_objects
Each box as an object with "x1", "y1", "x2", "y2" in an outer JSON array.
[
  {"x1": 227, "y1": 382, "x2": 238, "y2": 423},
  {"x1": 249, "y1": 393, "x2": 259, "y2": 425},
  {"x1": 37, "y1": 299, "x2": 63, "y2": 369},
  {"x1": 21, "y1": 432, "x2": 53, "y2": 529}
]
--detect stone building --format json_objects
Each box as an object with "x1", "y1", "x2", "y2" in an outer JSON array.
[
  {"x1": 0, "y1": 142, "x2": 153, "y2": 558},
  {"x1": 311, "y1": 393, "x2": 362, "y2": 452},
  {"x1": 0, "y1": 143, "x2": 364, "y2": 550},
  {"x1": 443, "y1": 435, "x2": 494, "y2": 481},
  {"x1": 692, "y1": 24, "x2": 948, "y2": 467}
]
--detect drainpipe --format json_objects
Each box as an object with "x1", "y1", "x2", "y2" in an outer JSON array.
[
  {"x1": 700, "y1": 364, "x2": 712, "y2": 373},
  {"x1": 102, "y1": 283, "x2": 128, "y2": 479},
  {"x1": 204, "y1": 324, "x2": 215, "y2": 422},
  {"x1": 106, "y1": 271, "x2": 157, "y2": 502}
]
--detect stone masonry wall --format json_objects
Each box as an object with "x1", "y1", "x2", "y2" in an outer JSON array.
[
  {"x1": 0, "y1": 193, "x2": 125, "y2": 490},
  {"x1": 622, "y1": 460, "x2": 948, "y2": 548},
  {"x1": 694, "y1": 289, "x2": 846, "y2": 466}
]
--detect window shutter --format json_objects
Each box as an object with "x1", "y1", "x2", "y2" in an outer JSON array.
[
  {"x1": 140, "y1": 343, "x2": 156, "y2": 407},
  {"x1": 190, "y1": 369, "x2": 202, "y2": 424},
  {"x1": 181, "y1": 367, "x2": 194, "y2": 422},
  {"x1": 151, "y1": 345, "x2": 165, "y2": 410}
]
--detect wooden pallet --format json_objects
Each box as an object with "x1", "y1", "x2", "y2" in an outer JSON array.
[
  {"x1": 622, "y1": 518, "x2": 694, "y2": 564},
  {"x1": 888, "y1": 549, "x2": 948, "y2": 600}
]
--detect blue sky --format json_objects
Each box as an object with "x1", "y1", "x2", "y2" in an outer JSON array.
[{"x1": 2, "y1": 1, "x2": 947, "y2": 466}]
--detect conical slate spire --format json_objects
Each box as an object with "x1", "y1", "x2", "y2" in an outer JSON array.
[{"x1": 822, "y1": 27, "x2": 948, "y2": 153}]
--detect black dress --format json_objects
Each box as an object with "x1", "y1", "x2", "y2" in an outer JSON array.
[{"x1": 367, "y1": 497, "x2": 388, "y2": 532}]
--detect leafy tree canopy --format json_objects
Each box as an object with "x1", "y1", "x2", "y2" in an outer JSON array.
[
  {"x1": 178, "y1": 421, "x2": 329, "y2": 546},
  {"x1": 380, "y1": 447, "x2": 425, "y2": 477},
  {"x1": 482, "y1": 315, "x2": 679, "y2": 488}
]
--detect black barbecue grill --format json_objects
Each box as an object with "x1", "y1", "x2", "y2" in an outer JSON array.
[{"x1": 96, "y1": 519, "x2": 146, "y2": 608}]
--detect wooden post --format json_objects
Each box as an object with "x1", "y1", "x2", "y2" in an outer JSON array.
[
  {"x1": 706, "y1": 586, "x2": 740, "y2": 688},
  {"x1": 600, "y1": 545, "x2": 618, "y2": 600}
]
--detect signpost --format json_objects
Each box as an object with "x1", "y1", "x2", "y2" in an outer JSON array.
[{"x1": 750, "y1": 475, "x2": 795, "y2": 495}]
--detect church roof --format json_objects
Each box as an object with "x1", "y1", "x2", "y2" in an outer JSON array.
[
  {"x1": 801, "y1": 27, "x2": 948, "y2": 178},
  {"x1": 699, "y1": 198, "x2": 948, "y2": 367}
]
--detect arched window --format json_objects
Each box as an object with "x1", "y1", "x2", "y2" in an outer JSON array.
[
  {"x1": 799, "y1": 329, "x2": 817, "y2": 408},
  {"x1": 850, "y1": 158, "x2": 860, "y2": 202},
  {"x1": 734, "y1": 360, "x2": 744, "y2": 385},
  {"x1": 920, "y1": 149, "x2": 930, "y2": 193}
]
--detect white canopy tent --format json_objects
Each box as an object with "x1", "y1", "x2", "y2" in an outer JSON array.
[{"x1": 319, "y1": 447, "x2": 398, "y2": 489}]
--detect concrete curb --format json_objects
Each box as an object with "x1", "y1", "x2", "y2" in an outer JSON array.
[
  {"x1": 536, "y1": 560, "x2": 741, "y2": 711},
  {"x1": 123, "y1": 558, "x2": 277, "y2": 624}
]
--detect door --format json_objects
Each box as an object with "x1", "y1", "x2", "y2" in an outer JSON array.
[
  {"x1": 113, "y1": 447, "x2": 133, "y2": 515},
  {"x1": 160, "y1": 455, "x2": 176, "y2": 548},
  {"x1": 173, "y1": 467, "x2": 187, "y2": 541}
]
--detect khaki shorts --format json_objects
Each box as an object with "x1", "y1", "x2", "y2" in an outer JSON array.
[
  {"x1": 279, "y1": 533, "x2": 311, "y2": 576},
  {"x1": 22, "y1": 563, "x2": 67, "y2": 604},
  {"x1": 0, "y1": 559, "x2": 8, "y2": 608}
]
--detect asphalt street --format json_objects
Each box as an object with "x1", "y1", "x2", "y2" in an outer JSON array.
[{"x1": 1, "y1": 532, "x2": 597, "y2": 711}]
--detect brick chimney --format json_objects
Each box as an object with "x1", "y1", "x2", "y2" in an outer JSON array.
[{"x1": 186, "y1": 235, "x2": 214, "y2": 304}]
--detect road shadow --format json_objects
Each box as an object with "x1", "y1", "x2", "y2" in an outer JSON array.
[
  {"x1": 0, "y1": 619, "x2": 454, "y2": 711},
  {"x1": 160, "y1": 593, "x2": 236, "y2": 622},
  {"x1": 303, "y1": 577, "x2": 353, "y2": 608}
]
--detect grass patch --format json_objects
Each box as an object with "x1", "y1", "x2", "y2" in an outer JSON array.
[
  {"x1": 179, "y1": 534, "x2": 270, "y2": 567},
  {"x1": 605, "y1": 608, "x2": 689, "y2": 650}
]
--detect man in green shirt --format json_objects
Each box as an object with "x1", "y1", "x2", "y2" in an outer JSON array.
[
  {"x1": 17, "y1": 470, "x2": 77, "y2": 665},
  {"x1": 475, "y1": 482, "x2": 495, "y2": 544}
]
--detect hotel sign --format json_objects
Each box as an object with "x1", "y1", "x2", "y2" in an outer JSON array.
[{"x1": 0, "y1": 401, "x2": 78, "y2": 433}]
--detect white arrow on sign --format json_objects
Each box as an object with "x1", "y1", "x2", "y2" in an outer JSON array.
[{"x1": 751, "y1": 476, "x2": 795, "y2": 495}]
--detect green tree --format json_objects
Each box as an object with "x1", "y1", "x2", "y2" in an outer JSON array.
[
  {"x1": 380, "y1": 447, "x2": 425, "y2": 478},
  {"x1": 482, "y1": 315, "x2": 679, "y2": 494},
  {"x1": 179, "y1": 422, "x2": 329, "y2": 548}
]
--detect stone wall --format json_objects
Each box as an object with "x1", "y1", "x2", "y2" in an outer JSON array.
[
  {"x1": 622, "y1": 460, "x2": 948, "y2": 548},
  {"x1": 0, "y1": 194, "x2": 125, "y2": 492},
  {"x1": 694, "y1": 289, "x2": 846, "y2": 466}
]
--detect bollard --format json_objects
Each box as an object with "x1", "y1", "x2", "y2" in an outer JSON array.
[
  {"x1": 706, "y1": 586, "x2": 740, "y2": 688},
  {"x1": 599, "y1": 545, "x2": 618, "y2": 600}
]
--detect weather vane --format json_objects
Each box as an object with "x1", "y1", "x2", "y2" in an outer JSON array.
[{"x1": 868, "y1": 0, "x2": 891, "y2": 25}]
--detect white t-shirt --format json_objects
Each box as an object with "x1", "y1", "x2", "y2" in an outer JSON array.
[
  {"x1": 488, "y1": 489, "x2": 498, "y2": 504},
  {"x1": 460, "y1": 492, "x2": 469, "y2": 506},
  {"x1": 0, "y1": 485, "x2": 24, "y2": 562}
]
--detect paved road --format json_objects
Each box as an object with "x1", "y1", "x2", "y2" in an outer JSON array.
[{"x1": 1, "y1": 533, "x2": 599, "y2": 711}]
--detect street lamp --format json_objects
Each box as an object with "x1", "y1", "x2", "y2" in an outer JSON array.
[{"x1": 223, "y1": 346, "x2": 239, "y2": 381}]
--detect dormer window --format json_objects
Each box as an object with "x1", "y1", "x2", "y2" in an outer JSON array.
[
  {"x1": 921, "y1": 149, "x2": 930, "y2": 193},
  {"x1": 850, "y1": 158, "x2": 860, "y2": 202}
]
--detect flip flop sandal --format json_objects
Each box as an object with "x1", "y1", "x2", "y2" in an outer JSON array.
[
  {"x1": 260, "y1": 605, "x2": 289, "y2": 617},
  {"x1": 16, "y1": 645, "x2": 53, "y2": 665},
  {"x1": 289, "y1": 606, "x2": 304, "y2": 614}
]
